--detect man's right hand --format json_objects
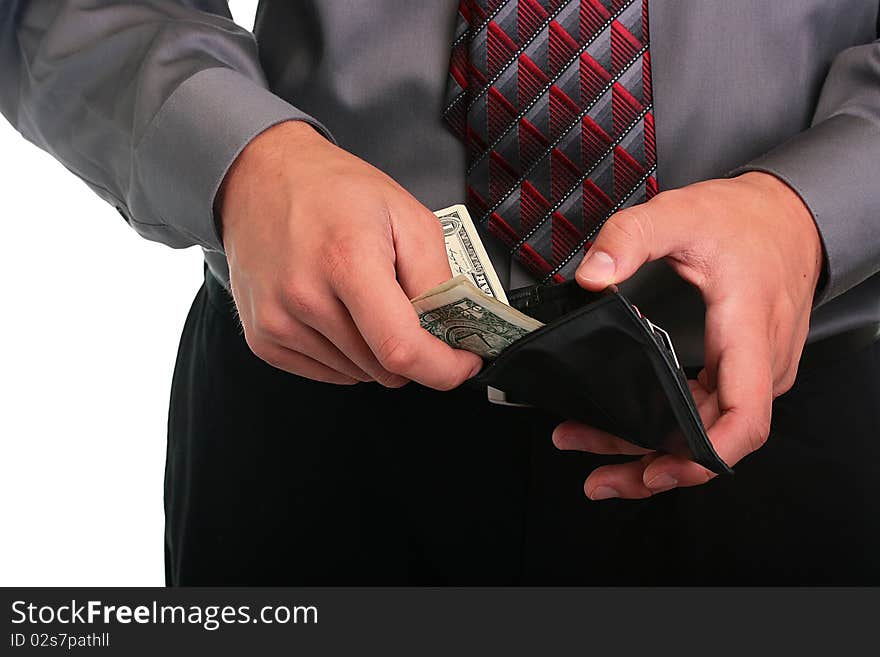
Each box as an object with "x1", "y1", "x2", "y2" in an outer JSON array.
[{"x1": 217, "y1": 121, "x2": 482, "y2": 388}]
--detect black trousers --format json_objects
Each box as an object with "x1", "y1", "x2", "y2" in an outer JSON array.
[{"x1": 165, "y1": 272, "x2": 880, "y2": 585}]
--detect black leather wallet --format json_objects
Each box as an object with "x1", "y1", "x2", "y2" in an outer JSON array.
[{"x1": 468, "y1": 281, "x2": 732, "y2": 475}]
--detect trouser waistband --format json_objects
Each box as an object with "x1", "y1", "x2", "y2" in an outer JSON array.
[{"x1": 204, "y1": 267, "x2": 879, "y2": 375}]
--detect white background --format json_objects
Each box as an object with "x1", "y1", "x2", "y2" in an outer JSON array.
[{"x1": 0, "y1": 1, "x2": 258, "y2": 586}]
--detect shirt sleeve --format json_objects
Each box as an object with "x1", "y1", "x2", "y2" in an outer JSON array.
[
  {"x1": 730, "y1": 38, "x2": 880, "y2": 305},
  {"x1": 0, "y1": 0, "x2": 333, "y2": 253}
]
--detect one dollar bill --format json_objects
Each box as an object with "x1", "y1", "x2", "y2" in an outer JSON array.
[
  {"x1": 413, "y1": 205, "x2": 542, "y2": 359},
  {"x1": 434, "y1": 204, "x2": 509, "y2": 305},
  {"x1": 413, "y1": 275, "x2": 543, "y2": 360}
]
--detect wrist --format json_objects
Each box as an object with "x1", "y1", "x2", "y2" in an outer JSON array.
[
  {"x1": 216, "y1": 120, "x2": 324, "y2": 250},
  {"x1": 736, "y1": 171, "x2": 824, "y2": 288}
]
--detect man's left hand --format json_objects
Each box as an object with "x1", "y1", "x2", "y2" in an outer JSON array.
[{"x1": 553, "y1": 172, "x2": 823, "y2": 500}]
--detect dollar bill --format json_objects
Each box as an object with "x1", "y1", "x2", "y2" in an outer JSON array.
[
  {"x1": 413, "y1": 275, "x2": 543, "y2": 360},
  {"x1": 434, "y1": 204, "x2": 509, "y2": 305}
]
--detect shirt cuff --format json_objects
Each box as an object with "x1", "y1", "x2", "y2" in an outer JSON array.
[
  {"x1": 133, "y1": 67, "x2": 333, "y2": 253},
  {"x1": 729, "y1": 113, "x2": 880, "y2": 306}
]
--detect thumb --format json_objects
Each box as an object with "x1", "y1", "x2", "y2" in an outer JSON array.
[{"x1": 575, "y1": 202, "x2": 684, "y2": 291}]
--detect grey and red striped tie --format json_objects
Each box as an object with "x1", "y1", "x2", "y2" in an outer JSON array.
[{"x1": 444, "y1": 0, "x2": 657, "y2": 283}]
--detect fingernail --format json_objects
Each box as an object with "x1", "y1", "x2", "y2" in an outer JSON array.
[
  {"x1": 590, "y1": 486, "x2": 620, "y2": 501},
  {"x1": 576, "y1": 250, "x2": 615, "y2": 285},
  {"x1": 468, "y1": 360, "x2": 484, "y2": 378},
  {"x1": 646, "y1": 473, "x2": 678, "y2": 493}
]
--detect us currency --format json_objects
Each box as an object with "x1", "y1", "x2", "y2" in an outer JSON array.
[
  {"x1": 412, "y1": 275, "x2": 543, "y2": 360},
  {"x1": 434, "y1": 204, "x2": 509, "y2": 304}
]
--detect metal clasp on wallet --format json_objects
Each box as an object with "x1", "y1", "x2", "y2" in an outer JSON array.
[{"x1": 487, "y1": 386, "x2": 534, "y2": 407}]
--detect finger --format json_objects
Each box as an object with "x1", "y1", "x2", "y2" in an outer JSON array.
[
  {"x1": 700, "y1": 294, "x2": 773, "y2": 433},
  {"x1": 269, "y1": 317, "x2": 373, "y2": 382},
  {"x1": 286, "y1": 292, "x2": 408, "y2": 387},
  {"x1": 574, "y1": 196, "x2": 693, "y2": 290},
  {"x1": 697, "y1": 367, "x2": 713, "y2": 392},
  {"x1": 584, "y1": 453, "x2": 662, "y2": 500},
  {"x1": 775, "y1": 320, "x2": 811, "y2": 395},
  {"x1": 393, "y1": 204, "x2": 454, "y2": 299},
  {"x1": 644, "y1": 309, "x2": 774, "y2": 490},
  {"x1": 552, "y1": 420, "x2": 652, "y2": 455},
  {"x1": 639, "y1": 383, "x2": 734, "y2": 491},
  {"x1": 552, "y1": 382, "x2": 719, "y2": 457},
  {"x1": 706, "y1": 337, "x2": 774, "y2": 465},
  {"x1": 234, "y1": 289, "x2": 370, "y2": 385},
  {"x1": 690, "y1": 381, "x2": 722, "y2": 428},
  {"x1": 642, "y1": 454, "x2": 715, "y2": 492},
  {"x1": 333, "y1": 255, "x2": 483, "y2": 390},
  {"x1": 253, "y1": 342, "x2": 361, "y2": 385},
  {"x1": 700, "y1": 267, "x2": 774, "y2": 390},
  {"x1": 577, "y1": 381, "x2": 726, "y2": 498}
]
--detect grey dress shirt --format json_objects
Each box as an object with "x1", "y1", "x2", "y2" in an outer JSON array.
[{"x1": 2, "y1": 1, "x2": 879, "y2": 366}]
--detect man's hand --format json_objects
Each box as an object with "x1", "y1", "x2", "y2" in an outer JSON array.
[
  {"x1": 553, "y1": 173, "x2": 823, "y2": 500},
  {"x1": 217, "y1": 121, "x2": 482, "y2": 388}
]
